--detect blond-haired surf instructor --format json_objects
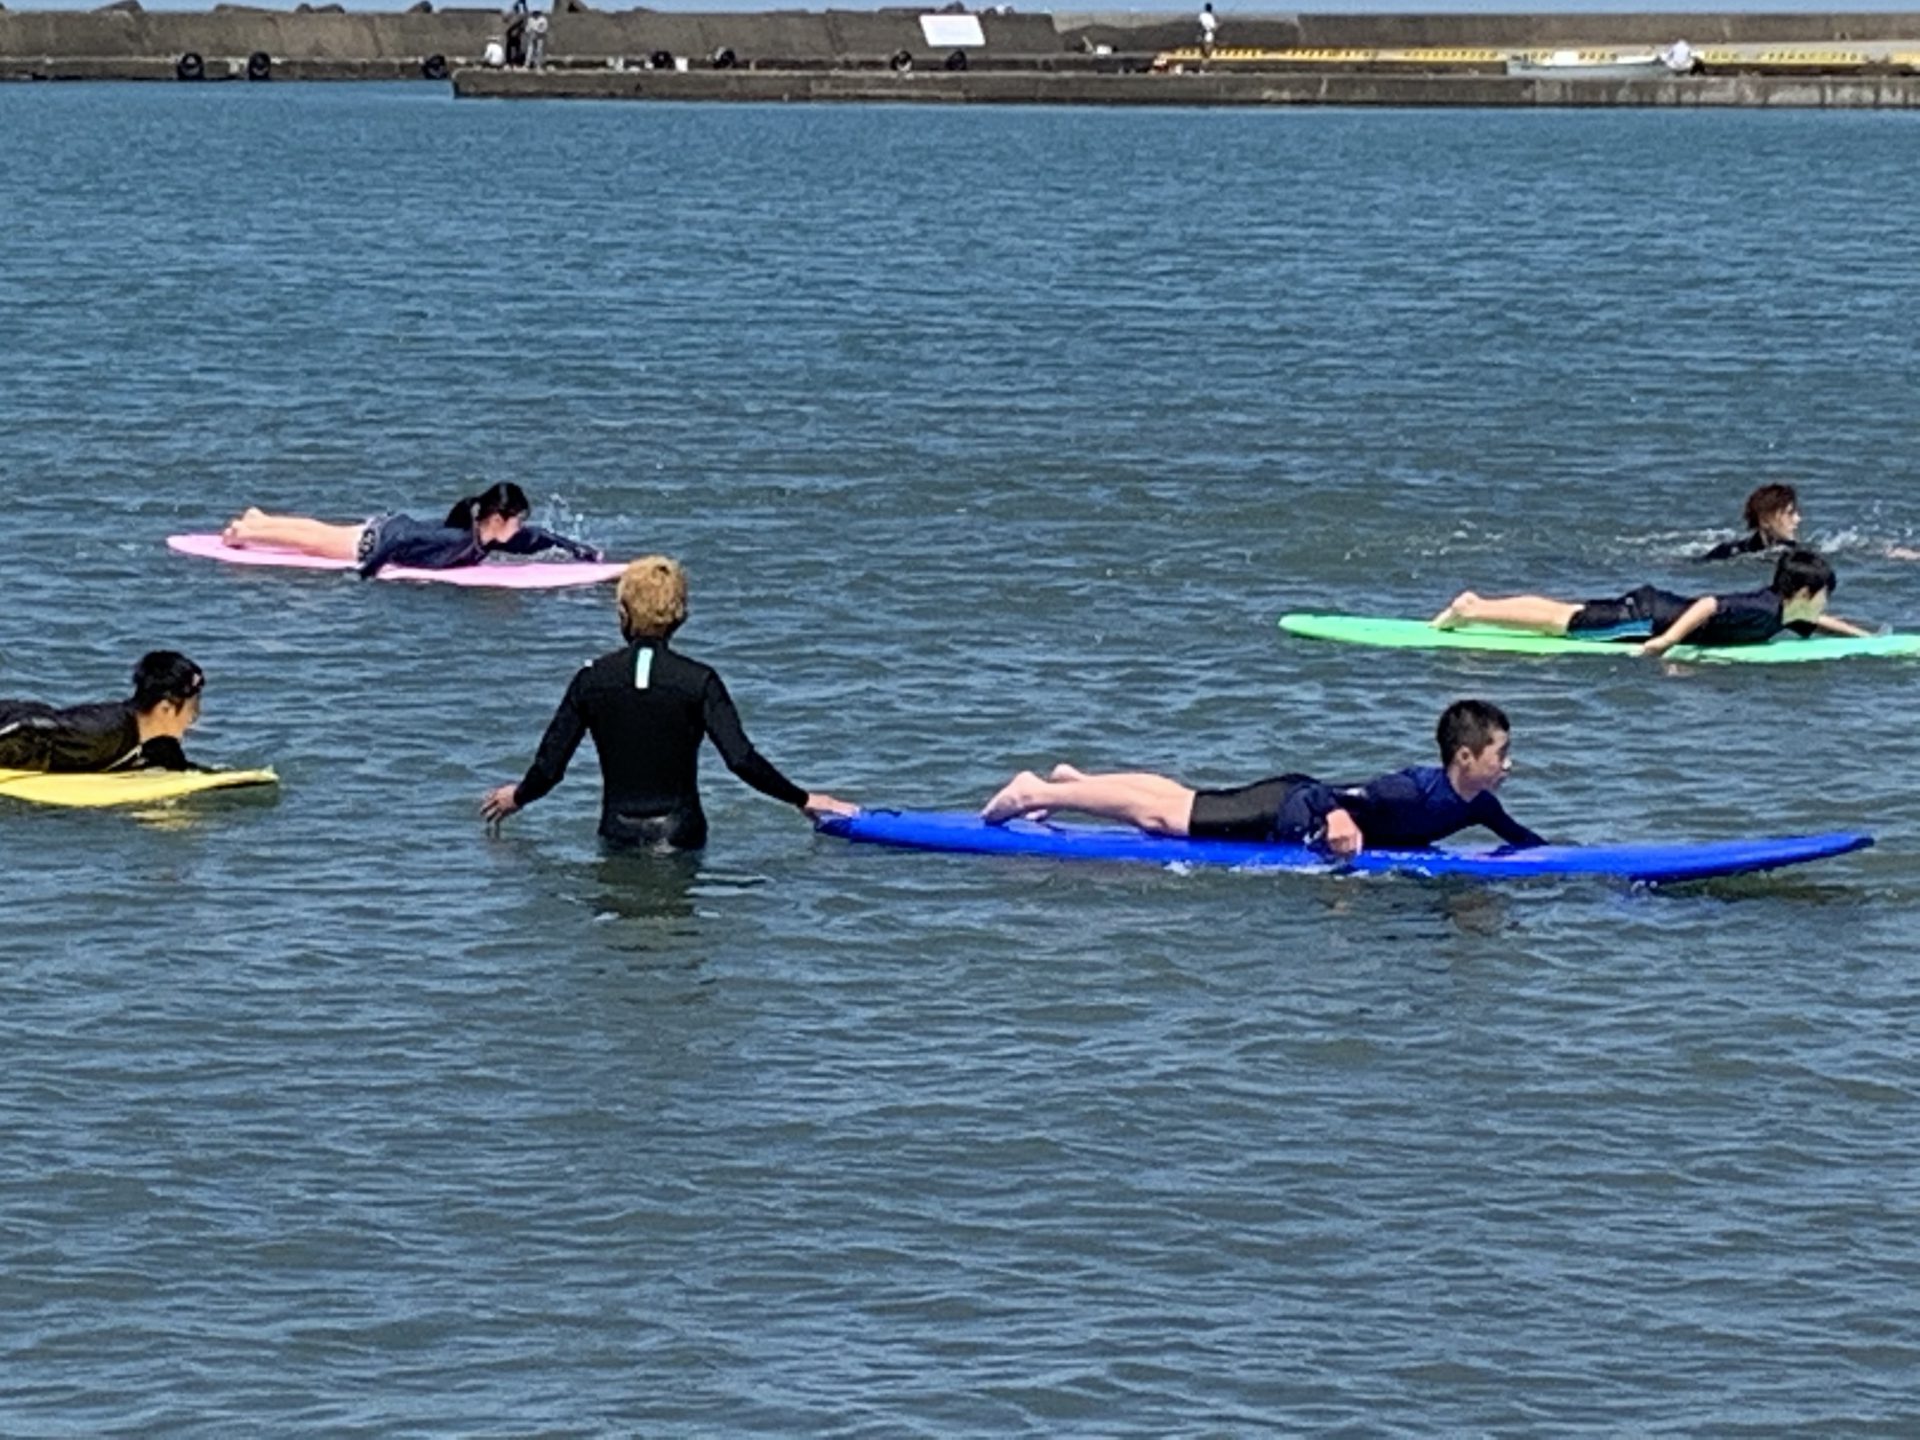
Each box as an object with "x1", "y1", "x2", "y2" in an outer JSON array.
[{"x1": 482, "y1": 557, "x2": 855, "y2": 848}]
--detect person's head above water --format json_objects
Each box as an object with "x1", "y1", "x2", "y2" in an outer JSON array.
[
  {"x1": 1770, "y1": 547, "x2": 1835, "y2": 621},
  {"x1": 1436, "y1": 698, "x2": 1512, "y2": 799},
  {"x1": 445, "y1": 482, "x2": 532, "y2": 546},
  {"x1": 1743, "y1": 482, "x2": 1801, "y2": 542},
  {"x1": 131, "y1": 650, "x2": 204, "y2": 737},
  {"x1": 617, "y1": 555, "x2": 690, "y2": 642}
]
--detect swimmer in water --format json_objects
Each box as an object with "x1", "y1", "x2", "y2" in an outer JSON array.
[
  {"x1": 979, "y1": 699, "x2": 1543, "y2": 860},
  {"x1": 1432, "y1": 548, "x2": 1869, "y2": 656},
  {"x1": 482, "y1": 556, "x2": 857, "y2": 849},
  {"x1": 221, "y1": 482, "x2": 601, "y2": 578},
  {"x1": 0, "y1": 651, "x2": 205, "y2": 773},
  {"x1": 1697, "y1": 482, "x2": 1801, "y2": 562}
]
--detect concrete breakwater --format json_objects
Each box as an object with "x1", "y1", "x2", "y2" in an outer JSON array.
[
  {"x1": 451, "y1": 65, "x2": 1920, "y2": 106},
  {"x1": 7, "y1": 6, "x2": 1920, "y2": 104}
]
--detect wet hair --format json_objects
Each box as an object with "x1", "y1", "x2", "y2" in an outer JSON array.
[
  {"x1": 1436, "y1": 698, "x2": 1510, "y2": 765},
  {"x1": 617, "y1": 555, "x2": 690, "y2": 641},
  {"x1": 445, "y1": 482, "x2": 531, "y2": 531},
  {"x1": 1743, "y1": 482, "x2": 1798, "y2": 534},
  {"x1": 131, "y1": 651, "x2": 204, "y2": 711},
  {"x1": 1770, "y1": 547, "x2": 1835, "y2": 599}
]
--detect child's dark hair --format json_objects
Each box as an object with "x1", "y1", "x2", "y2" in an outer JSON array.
[
  {"x1": 445, "y1": 482, "x2": 531, "y2": 530},
  {"x1": 131, "y1": 651, "x2": 204, "y2": 711},
  {"x1": 1436, "y1": 699, "x2": 1510, "y2": 765},
  {"x1": 1770, "y1": 547, "x2": 1835, "y2": 599},
  {"x1": 1743, "y1": 482, "x2": 1798, "y2": 533}
]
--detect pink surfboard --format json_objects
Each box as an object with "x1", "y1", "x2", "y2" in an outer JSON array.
[{"x1": 166, "y1": 534, "x2": 625, "y2": 589}]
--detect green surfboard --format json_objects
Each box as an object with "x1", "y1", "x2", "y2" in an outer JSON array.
[{"x1": 1278, "y1": 614, "x2": 1920, "y2": 665}]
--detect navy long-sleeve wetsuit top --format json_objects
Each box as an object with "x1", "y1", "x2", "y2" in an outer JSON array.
[
  {"x1": 1276, "y1": 765, "x2": 1546, "y2": 850},
  {"x1": 357, "y1": 517, "x2": 600, "y2": 577}
]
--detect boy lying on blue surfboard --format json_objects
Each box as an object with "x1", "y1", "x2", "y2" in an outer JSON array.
[{"x1": 980, "y1": 699, "x2": 1543, "y2": 860}]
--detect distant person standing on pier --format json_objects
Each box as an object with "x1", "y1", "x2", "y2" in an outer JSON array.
[
  {"x1": 527, "y1": 9, "x2": 549, "y2": 69},
  {"x1": 1198, "y1": 2, "x2": 1219, "y2": 57},
  {"x1": 504, "y1": 0, "x2": 529, "y2": 67}
]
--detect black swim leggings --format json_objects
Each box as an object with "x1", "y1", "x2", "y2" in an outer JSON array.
[{"x1": 1188, "y1": 774, "x2": 1311, "y2": 843}]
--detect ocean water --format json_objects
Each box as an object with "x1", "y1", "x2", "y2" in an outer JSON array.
[{"x1": 3, "y1": 84, "x2": 1918, "y2": 1433}]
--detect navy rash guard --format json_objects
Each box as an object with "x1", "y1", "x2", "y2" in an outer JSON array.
[
  {"x1": 1570, "y1": 584, "x2": 1814, "y2": 646},
  {"x1": 512, "y1": 639, "x2": 808, "y2": 848},
  {"x1": 1278, "y1": 765, "x2": 1545, "y2": 851},
  {"x1": 357, "y1": 516, "x2": 600, "y2": 578},
  {"x1": 0, "y1": 700, "x2": 193, "y2": 773}
]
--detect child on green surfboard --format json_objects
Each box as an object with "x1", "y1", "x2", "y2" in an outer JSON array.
[{"x1": 1432, "y1": 549, "x2": 1871, "y2": 658}]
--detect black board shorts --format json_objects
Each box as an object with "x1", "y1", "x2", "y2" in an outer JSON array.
[
  {"x1": 1189, "y1": 774, "x2": 1310, "y2": 843},
  {"x1": 1568, "y1": 584, "x2": 1663, "y2": 642}
]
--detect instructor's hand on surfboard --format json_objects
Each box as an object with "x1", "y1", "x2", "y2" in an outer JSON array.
[
  {"x1": 1323, "y1": 808, "x2": 1363, "y2": 859},
  {"x1": 481, "y1": 783, "x2": 521, "y2": 831},
  {"x1": 804, "y1": 793, "x2": 858, "y2": 819}
]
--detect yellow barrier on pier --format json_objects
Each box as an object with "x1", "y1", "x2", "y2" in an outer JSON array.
[
  {"x1": 1152, "y1": 43, "x2": 1915, "y2": 74},
  {"x1": 1153, "y1": 46, "x2": 1506, "y2": 69}
]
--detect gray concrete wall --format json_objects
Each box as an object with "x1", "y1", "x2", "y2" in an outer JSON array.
[
  {"x1": 0, "y1": 7, "x2": 495, "y2": 61},
  {"x1": 545, "y1": 9, "x2": 1068, "y2": 65},
  {"x1": 1054, "y1": 10, "x2": 1920, "y2": 48}
]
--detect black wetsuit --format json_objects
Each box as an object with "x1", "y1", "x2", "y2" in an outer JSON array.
[
  {"x1": 0, "y1": 700, "x2": 192, "y2": 773},
  {"x1": 356, "y1": 516, "x2": 600, "y2": 578},
  {"x1": 1567, "y1": 584, "x2": 1813, "y2": 646},
  {"x1": 1698, "y1": 531, "x2": 1788, "y2": 563},
  {"x1": 512, "y1": 639, "x2": 808, "y2": 848},
  {"x1": 1190, "y1": 765, "x2": 1544, "y2": 851}
]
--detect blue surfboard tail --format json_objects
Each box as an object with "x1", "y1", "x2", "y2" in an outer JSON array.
[{"x1": 816, "y1": 811, "x2": 1872, "y2": 885}]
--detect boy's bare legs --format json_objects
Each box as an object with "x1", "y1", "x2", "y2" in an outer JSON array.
[{"x1": 982, "y1": 768, "x2": 1196, "y2": 835}]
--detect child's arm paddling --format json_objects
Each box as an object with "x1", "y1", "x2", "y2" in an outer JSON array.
[{"x1": 1638, "y1": 597, "x2": 1718, "y2": 657}]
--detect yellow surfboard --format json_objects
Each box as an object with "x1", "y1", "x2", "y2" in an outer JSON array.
[{"x1": 0, "y1": 767, "x2": 278, "y2": 809}]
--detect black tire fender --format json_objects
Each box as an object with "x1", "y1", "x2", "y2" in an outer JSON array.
[
  {"x1": 421, "y1": 52, "x2": 449, "y2": 80},
  {"x1": 710, "y1": 46, "x2": 737, "y2": 70},
  {"x1": 246, "y1": 49, "x2": 272, "y2": 81},
  {"x1": 648, "y1": 48, "x2": 673, "y2": 70},
  {"x1": 175, "y1": 51, "x2": 205, "y2": 81},
  {"x1": 944, "y1": 48, "x2": 968, "y2": 72},
  {"x1": 889, "y1": 48, "x2": 913, "y2": 72}
]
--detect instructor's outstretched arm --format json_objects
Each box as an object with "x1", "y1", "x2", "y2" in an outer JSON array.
[{"x1": 483, "y1": 671, "x2": 590, "y2": 831}]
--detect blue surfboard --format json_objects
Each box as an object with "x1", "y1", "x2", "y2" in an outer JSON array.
[{"x1": 815, "y1": 811, "x2": 1872, "y2": 884}]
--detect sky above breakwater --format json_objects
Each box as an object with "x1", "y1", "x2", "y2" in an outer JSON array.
[{"x1": 16, "y1": 1, "x2": 1920, "y2": 12}]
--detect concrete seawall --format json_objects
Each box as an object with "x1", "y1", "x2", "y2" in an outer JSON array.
[
  {"x1": 8, "y1": 7, "x2": 1920, "y2": 104},
  {"x1": 451, "y1": 65, "x2": 1920, "y2": 106}
]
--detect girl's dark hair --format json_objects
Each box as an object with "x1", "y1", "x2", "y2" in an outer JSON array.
[
  {"x1": 131, "y1": 651, "x2": 205, "y2": 711},
  {"x1": 445, "y1": 482, "x2": 531, "y2": 530},
  {"x1": 1743, "y1": 482, "x2": 1798, "y2": 533},
  {"x1": 1770, "y1": 547, "x2": 1835, "y2": 599}
]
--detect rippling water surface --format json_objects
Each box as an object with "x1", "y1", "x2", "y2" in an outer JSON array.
[{"x1": 3, "y1": 85, "x2": 1918, "y2": 1433}]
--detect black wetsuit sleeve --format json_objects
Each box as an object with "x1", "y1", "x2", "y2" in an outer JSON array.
[
  {"x1": 513, "y1": 670, "x2": 590, "y2": 807},
  {"x1": 701, "y1": 673, "x2": 808, "y2": 808},
  {"x1": 500, "y1": 524, "x2": 602, "y2": 562},
  {"x1": 138, "y1": 736, "x2": 198, "y2": 772},
  {"x1": 1475, "y1": 795, "x2": 1547, "y2": 849},
  {"x1": 1697, "y1": 532, "x2": 1764, "y2": 563}
]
